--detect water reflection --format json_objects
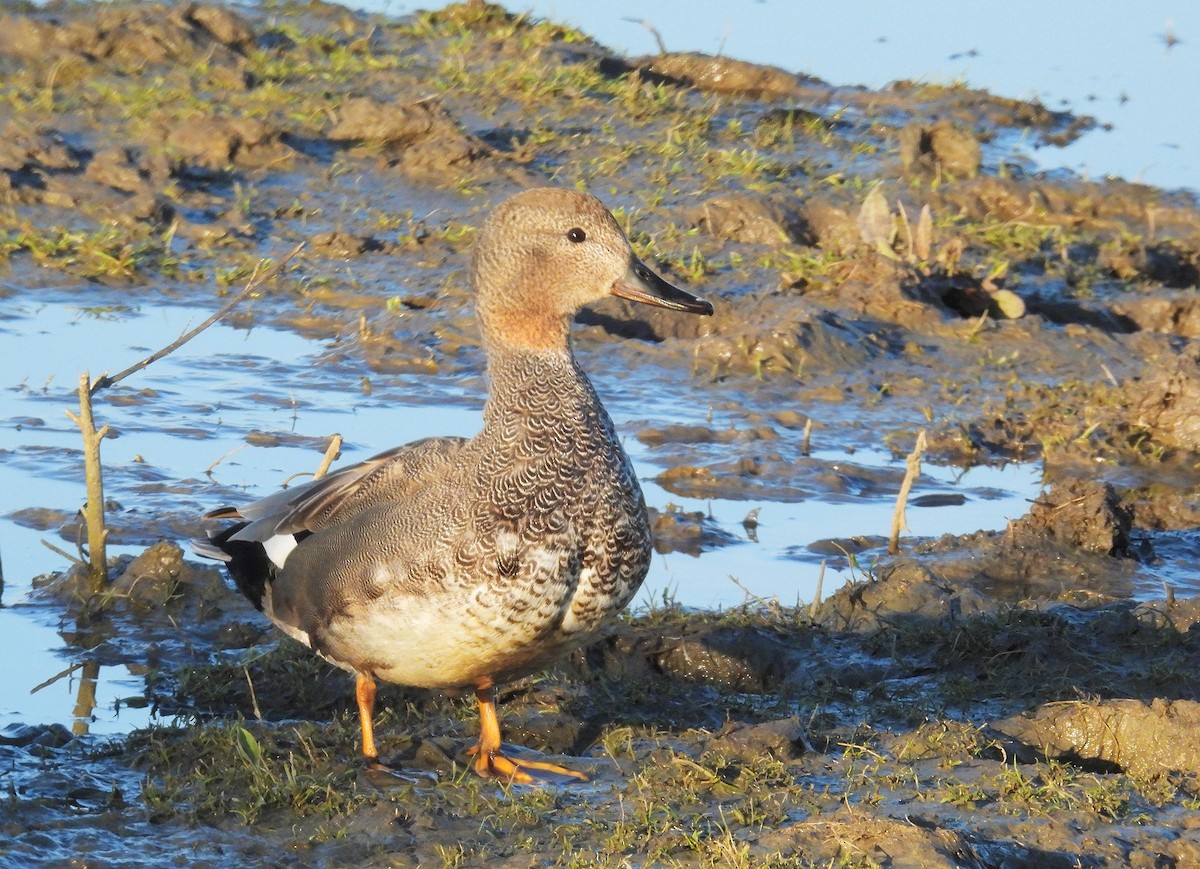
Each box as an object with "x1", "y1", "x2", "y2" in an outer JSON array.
[
  {"x1": 27, "y1": 658, "x2": 100, "y2": 736},
  {"x1": 71, "y1": 659, "x2": 100, "y2": 736}
]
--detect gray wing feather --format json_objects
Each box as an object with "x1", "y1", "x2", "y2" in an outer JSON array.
[{"x1": 229, "y1": 436, "x2": 466, "y2": 544}]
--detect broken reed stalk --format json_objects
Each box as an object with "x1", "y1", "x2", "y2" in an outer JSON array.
[
  {"x1": 204, "y1": 443, "x2": 247, "y2": 476},
  {"x1": 244, "y1": 665, "x2": 264, "y2": 721},
  {"x1": 40, "y1": 538, "x2": 85, "y2": 567},
  {"x1": 313, "y1": 433, "x2": 343, "y2": 479},
  {"x1": 90, "y1": 242, "x2": 305, "y2": 395},
  {"x1": 65, "y1": 373, "x2": 111, "y2": 593},
  {"x1": 62, "y1": 243, "x2": 305, "y2": 595},
  {"x1": 810, "y1": 559, "x2": 826, "y2": 619},
  {"x1": 625, "y1": 17, "x2": 668, "y2": 54},
  {"x1": 888, "y1": 429, "x2": 927, "y2": 555}
]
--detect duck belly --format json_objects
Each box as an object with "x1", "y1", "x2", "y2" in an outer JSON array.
[{"x1": 312, "y1": 582, "x2": 598, "y2": 689}]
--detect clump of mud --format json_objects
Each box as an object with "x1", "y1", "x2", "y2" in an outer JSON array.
[{"x1": 1013, "y1": 478, "x2": 1133, "y2": 555}]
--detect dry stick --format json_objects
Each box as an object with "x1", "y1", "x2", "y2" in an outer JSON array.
[
  {"x1": 966, "y1": 310, "x2": 989, "y2": 339},
  {"x1": 313, "y1": 433, "x2": 343, "y2": 480},
  {"x1": 244, "y1": 665, "x2": 264, "y2": 721},
  {"x1": 65, "y1": 372, "x2": 111, "y2": 593},
  {"x1": 801, "y1": 418, "x2": 813, "y2": 457},
  {"x1": 888, "y1": 429, "x2": 927, "y2": 555},
  {"x1": 90, "y1": 242, "x2": 306, "y2": 396},
  {"x1": 72, "y1": 520, "x2": 88, "y2": 565},
  {"x1": 281, "y1": 433, "x2": 345, "y2": 488},
  {"x1": 59, "y1": 244, "x2": 304, "y2": 596},
  {"x1": 205, "y1": 443, "x2": 247, "y2": 476},
  {"x1": 810, "y1": 559, "x2": 826, "y2": 619},
  {"x1": 624, "y1": 17, "x2": 668, "y2": 54},
  {"x1": 40, "y1": 538, "x2": 86, "y2": 567}
]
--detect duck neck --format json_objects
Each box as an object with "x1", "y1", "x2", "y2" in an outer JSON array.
[
  {"x1": 482, "y1": 342, "x2": 606, "y2": 433},
  {"x1": 477, "y1": 308, "x2": 571, "y2": 355}
]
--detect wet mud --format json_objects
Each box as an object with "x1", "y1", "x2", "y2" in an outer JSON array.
[{"x1": 2, "y1": 1, "x2": 1200, "y2": 866}]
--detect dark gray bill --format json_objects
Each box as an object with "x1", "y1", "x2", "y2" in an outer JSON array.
[{"x1": 611, "y1": 258, "x2": 713, "y2": 315}]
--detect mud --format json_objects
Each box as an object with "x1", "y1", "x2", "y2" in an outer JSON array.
[{"x1": 2, "y1": 1, "x2": 1200, "y2": 866}]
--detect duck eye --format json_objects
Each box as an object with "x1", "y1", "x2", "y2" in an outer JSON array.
[{"x1": 566, "y1": 227, "x2": 586, "y2": 243}]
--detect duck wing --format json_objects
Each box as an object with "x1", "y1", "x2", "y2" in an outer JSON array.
[{"x1": 216, "y1": 436, "x2": 467, "y2": 546}]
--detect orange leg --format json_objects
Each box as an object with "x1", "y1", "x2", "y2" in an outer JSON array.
[
  {"x1": 355, "y1": 672, "x2": 379, "y2": 760},
  {"x1": 467, "y1": 684, "x2": 589, "y2": 784}
]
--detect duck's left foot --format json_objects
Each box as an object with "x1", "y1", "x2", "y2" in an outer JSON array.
[
  {"x1": 467, "y1": 742, "x2": 589, "y2": 784},
  {"x1": 470, "y1": 684, "x2": 590, "y2": 784}
]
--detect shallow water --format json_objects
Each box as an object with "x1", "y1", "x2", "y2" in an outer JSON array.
[{"x1": 0, "y1": 292, "x2": 1045, "y2": 734}]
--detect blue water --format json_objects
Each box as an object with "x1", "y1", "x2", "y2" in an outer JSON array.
[{"x1": 0, "y1": 296, "x2": 1043, "y2": 733}]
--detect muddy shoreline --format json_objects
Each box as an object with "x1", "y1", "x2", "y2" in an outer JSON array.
[{"x1": 2, "y1": 1, "x2": 1200, "y2": 866}]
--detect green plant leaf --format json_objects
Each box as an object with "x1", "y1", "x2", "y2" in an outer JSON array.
[{"x1": 235, "y1": 726, "x2": 263, "y2": 765}]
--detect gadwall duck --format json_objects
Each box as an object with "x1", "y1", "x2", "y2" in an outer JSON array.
[{"x1": 195, "y1": 188, "x2": 712, "y2": 783}]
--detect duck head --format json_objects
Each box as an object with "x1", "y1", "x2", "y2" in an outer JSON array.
[{"x1": 471, "y1": 188, "x2": 713, "y2": 352}]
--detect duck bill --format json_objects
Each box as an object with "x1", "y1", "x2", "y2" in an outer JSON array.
[{"x1": 611, "y1": 257, "x2": 714, "y2": 315}]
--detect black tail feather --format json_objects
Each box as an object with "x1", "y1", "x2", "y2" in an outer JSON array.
[{"x1": 197, "y1": 522, "x2": 272, "y2": 612}]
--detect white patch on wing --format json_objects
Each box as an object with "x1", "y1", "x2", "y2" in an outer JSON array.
[{"x1": 263, "y1": 533, "x2": 298, "y2": 569}]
